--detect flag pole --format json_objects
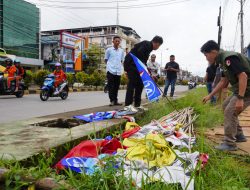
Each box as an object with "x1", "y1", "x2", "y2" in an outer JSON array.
[{"x1": 155, "y1": 81, "x2": 179, "y2": 112}]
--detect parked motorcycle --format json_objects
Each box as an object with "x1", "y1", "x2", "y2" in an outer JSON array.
[
  {"x1": 0, "y1": 72, "x2": 25, "y2": 98},
  {"x1": 188, "y1": 80, "x2": 196, "y2": 90},
  {"x1": 40, "y1": 74, "x2": 69, "y2": 101}
]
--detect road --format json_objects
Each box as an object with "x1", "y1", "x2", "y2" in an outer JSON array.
[{"x1": 0, "y1": 85, "x2": 187, "y2": 123}]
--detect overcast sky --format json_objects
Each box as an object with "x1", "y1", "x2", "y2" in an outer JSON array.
[{"x1": 27, "y1": 0, "x2": 250, "y2": 76}]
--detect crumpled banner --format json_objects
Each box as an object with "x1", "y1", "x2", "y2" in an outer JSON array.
[
  {"x1": 55, "y1": 138, "x2": 122, "y2": 170},
  {"x1": 123, "y1": 133, "x2": 176, "y2": 168},
  {"x1": 123, "y1": 150, "x2": 200, "y2": 190},
  {"x1": 61, "y1": 154, "x2": 110, "y2": 175},
  {"x1": 73, "y1": 111, "x2": 116, "y2": 122},
  {"x1": 125, "y1": 122, "x2": 140, "y2": 131}
]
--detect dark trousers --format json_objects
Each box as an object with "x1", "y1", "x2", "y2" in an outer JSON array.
[
  {"x1": 163, "y1": 78, "x2": 177, "y2": 97},
  {"x1": 206, "y1": 82, "x2": 216, "y2": 104},
  {"x1": 125, "y1": 70, "x2": 144, "y2": 107},
  {"x1": 107, "y1": 72, "x2": 121, "y2": 103}
]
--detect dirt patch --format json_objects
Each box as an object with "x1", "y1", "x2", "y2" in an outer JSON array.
[
  {"x1": 205, "y1": 126, "x2": 250, "y2": 156},
  {"x1": 32, "y1": 118, "x2": 86, "y2": 129}
]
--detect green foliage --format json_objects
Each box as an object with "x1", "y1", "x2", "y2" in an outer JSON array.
[
  {"x1": 157, "y1": 77, "x2": 165, "y2": 86},
  {"x1": 92, "y1": 70, "x2": 105, "y2": 87},
  {"x1": 85, "y1": 44, "x2": 105, "y2": 66},
  {"x1": 75, "y1": 72, "x2": 85, "y2": 84},
  {"x1": 23, "y1": 70, "x2": 33, "y2": 87},
  {"x1": 85, "y1": 66, "x2": 97, "y2": 75},
  {"x1": 120, "y1": 73, "x2": 128, "y2": 85},
  {"x1": 66, "y1": 73, "x2": 75, "y2": 88},
  {"x1": 33, "y1": 70, "x2": 50, "y2": 86},
  {"x1": 180, "y1": 80, "x2": 189, "y2": 86}
]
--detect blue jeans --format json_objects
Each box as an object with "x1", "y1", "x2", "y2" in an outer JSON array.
[
  {"x1": 164, "y1": 78, "x2": 176, "y2": 97},
  {"x1": 206, "y1": 82, "x2": 216, "y2": 104}
]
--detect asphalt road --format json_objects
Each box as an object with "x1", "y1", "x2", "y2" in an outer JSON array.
[{"x1": 0, "y1": 85, "x2": 187, "y2": 123}]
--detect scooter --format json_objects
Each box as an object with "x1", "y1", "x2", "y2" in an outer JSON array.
[
  {"x1": 0, "y1": 72, "x2": 25, "y2": 98},
  {"x1": 40, "y1": 74, "x2": 69, "y2": 101},
  {"x1": 188, "y1": 81, "x2": 196, "y2": 90}
]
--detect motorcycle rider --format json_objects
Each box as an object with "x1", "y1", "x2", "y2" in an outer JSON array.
[
  {"x1": 53, "y1": 62, "x2": 66, "y2": 95},
  {"x1": 3, "y1": 58, "x2": 17, "y2": 91},
  {"x1": 14, "y1": 59, "x2": 24, "y2": 91}
]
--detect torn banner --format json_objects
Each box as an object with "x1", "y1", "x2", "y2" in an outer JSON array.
[{"x1": 130, "y1": 53, "x2": 161, "y2": 102}]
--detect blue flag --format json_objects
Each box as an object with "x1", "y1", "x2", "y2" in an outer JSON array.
[{"x1": 130, "y1": 53, "x2": 161, "y2": 102}]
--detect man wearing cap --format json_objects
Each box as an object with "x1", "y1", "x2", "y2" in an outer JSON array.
[{"x1": 201, "y1": 40, "x2": 250, "y2": 151}]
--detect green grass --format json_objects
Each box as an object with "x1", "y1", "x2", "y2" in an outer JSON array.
[{"x1": 0, "y1": 88, "x2": 250, "y2": 190}]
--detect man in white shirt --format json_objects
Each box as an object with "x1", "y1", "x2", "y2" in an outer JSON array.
[
  {"x1": 105, "y1": 36, "x2": 125, "y2": 106},
  {"x1": 147, "y1": 54, "x2": 160, "y2": 82}
]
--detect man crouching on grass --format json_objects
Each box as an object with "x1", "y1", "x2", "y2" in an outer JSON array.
[{"x1": 201, "y1": 40, "x2": 250, "y2": 151}]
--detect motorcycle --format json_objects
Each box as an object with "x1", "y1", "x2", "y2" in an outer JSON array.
[
  {"x1": 40, "y1": 74, "x2": 69, "y2": 101},
  {"x1": 188, "y1": 81, "x2": 196, "y2": 90},
  {"x1": 0, "y1": 72, "x2": 25, "y2": 98}
]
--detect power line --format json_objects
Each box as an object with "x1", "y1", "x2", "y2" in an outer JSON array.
[
  {"x1": 41, "y1": 6, "x2": 93, "y2": 28},
  {"x1": 36, "y1": 0, "x2": 141, "y2": 3},
  {"x1": 30, "y1": 0, "x2": 190, "y2": 10}
]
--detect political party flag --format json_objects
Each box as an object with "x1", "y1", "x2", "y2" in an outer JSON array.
[{"x1": 130, "y1": 53, "x2": 161, "y2": 102}]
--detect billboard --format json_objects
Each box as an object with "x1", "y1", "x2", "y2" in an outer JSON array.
[{"x1": 61, "y1": 32, "x2": 85, "y2": 71}]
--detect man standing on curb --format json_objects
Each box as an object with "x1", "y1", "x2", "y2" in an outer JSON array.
[
  {"x1": 163, "y1": 55, "x2": 179, "y2": 97},
  {"x1": 124, "y1": 36, "x2": 163, "y2": 109},
  {"x1": 105, "y1": 36, "x2": 124, "y2": 106},
  {"x1": 201, "y1": 40, "x2": 250, "y2": 151}
]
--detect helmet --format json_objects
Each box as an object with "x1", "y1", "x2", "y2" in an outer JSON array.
[
  {"x1": 5, "y1": 58, "x2": 13, "y2": 66},
  {"x1": 14, "y1": 59, "x2": 21, "y2": 66},
  {"x1": 55, "y1": 62, "x2": 62, "y2": 70},
  {"x1": 55, "y1": 62, "x2": 61, "y2": 67}
]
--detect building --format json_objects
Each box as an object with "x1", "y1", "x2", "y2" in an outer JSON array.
[
  {"x1": 177, "y1": 69, "x2": 193, "y2": 81},
  {"x1": 0, "y1": 0, "x2": 43, "y2": 70},
  {"x1": 41, "y1": 25, "x2": 141, "y2": 71}
]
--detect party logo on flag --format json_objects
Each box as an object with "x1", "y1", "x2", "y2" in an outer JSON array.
[{"x1": 130, "y1": 53, "x2": 161, "y2": 102}]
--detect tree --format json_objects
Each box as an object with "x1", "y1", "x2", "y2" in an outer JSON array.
[{"x1": 85, "y1": 43, "x2": 105, "y2": 70}]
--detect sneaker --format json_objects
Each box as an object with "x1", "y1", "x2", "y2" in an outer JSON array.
[
  {"x1": 54, "y1": 88, "x2": 59, "y2": 95},
  {"x1": 236, "y1": 134, "x2": 247, "y2": 142},
  {"x1": 215, "y1": 143, "x2": 238, "y2": 151},
  {"x1": 114, "y1": 102, "x2": 123, "y2": 106},
  {"x1": 135, "y1": 106, "x2": 148, "y2": 111},
  {"x1": 109, "y1": 101, "x2": 115, "y2": 106},
  {"x1": 116, "y1": 105, "x2": 138, "y2": 116}
]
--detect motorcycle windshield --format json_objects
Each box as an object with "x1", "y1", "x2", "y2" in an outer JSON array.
[{"x1": 44, "y1": 79, "x2": 53, "y2": 86}]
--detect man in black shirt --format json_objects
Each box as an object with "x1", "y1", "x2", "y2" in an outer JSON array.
[
  {"x1": 205, "y1": 63, "x2": 217, "y2": 104},
  {"x1": 124, "y1": 36, "x2": 163, "y2": 108},
  {"x1": 163, "y1": 55, "x2": 180, "y2": 97}
]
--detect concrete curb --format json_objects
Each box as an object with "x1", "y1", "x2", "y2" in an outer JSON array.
[{"x1": 24, "y1": 86, "x2": 127, "y2": 95}]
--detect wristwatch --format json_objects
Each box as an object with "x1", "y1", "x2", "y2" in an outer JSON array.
[{"x1": 237, "y1": 95, "x2": 244, "y2": 99}]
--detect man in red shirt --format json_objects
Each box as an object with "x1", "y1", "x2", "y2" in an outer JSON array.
[
  {"x1": 53, "y1": 63, "x2": 66, "y2": 95},
  {"x1": 14, "y1": 60, "x2": 25, "y2": 91},
  {"x1": 4, "y1": 59, "x2": 17, "y2": 91}
]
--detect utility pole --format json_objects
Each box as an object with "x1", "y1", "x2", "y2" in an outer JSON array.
[
  {"x1": 217, "y1": 6, "x2": 222, "y2": 48},
  {"x1": 240, "y1": 0, "x2": 244, "y2": 54},
  {"x1": 116, "y1": 0, "x2": 119, "y2": 26}
]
